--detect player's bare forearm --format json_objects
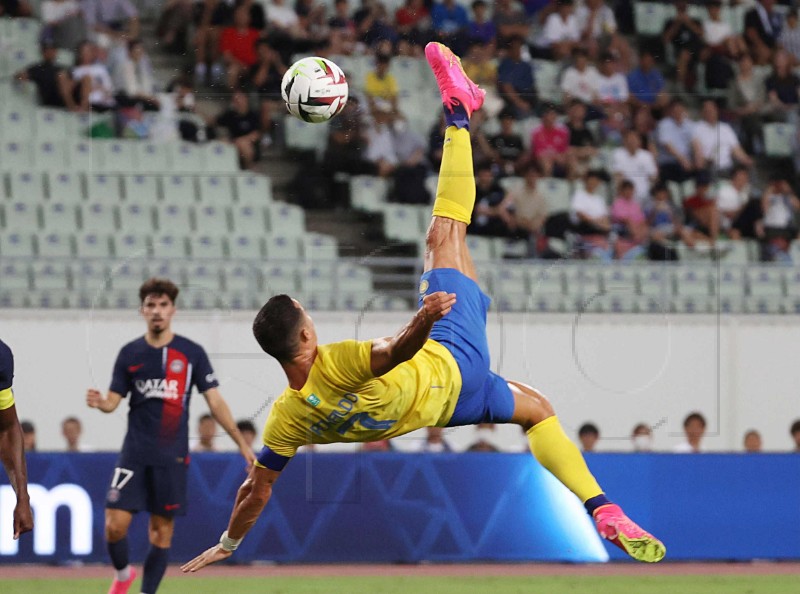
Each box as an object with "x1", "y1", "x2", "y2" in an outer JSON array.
[
  {"x1": 86, "y1": 389, "x2": 122, "y2": 413},
  {"x1": 0, "y1": 407, "x2": 28, "y2": 497},
  {"x1": 371, "y1": 292, "x2": 456, "y2": 376}
]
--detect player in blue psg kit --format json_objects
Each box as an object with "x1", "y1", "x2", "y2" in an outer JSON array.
[
  {"x1": 0, "y1": 339, "x2": 33, "y2": 541},
  {"x1": 87, "y1": 278, "x2": 255, "y2": 594}
]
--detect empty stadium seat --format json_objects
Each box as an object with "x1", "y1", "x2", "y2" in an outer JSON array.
[
  {"x1": 195, "y1": 204, "x2": 229, "y2": 236},
  {"x1": 224, "y1": 263, "x2": 258, "y2": 292},
  {"x1": 764, "y1": 123, "x2": 795, "y2": 158},
  {"x1": 0, "y1": 262, "x2": 30, "y2": 290},
  {"x1": 108, "y1": 261, "x2": 149, "y2": 291},
  {"x1": 41, "y1": 201, "x2": 78, "y2": 232},
  {"x1": 528, "y1": 265, "x2": 564, "y2": 296},
  {"x1": 285, "y1": 117, "x2": 328, "y2": 153},
  {"x1": 123, "y1": 174, "x2": 161, "y2": 204},
  {"x1": 114, "y1": 234, "x2": 151, "y2": 259},
  {"x1": 33, "y1": 141, "x2": 68, "y2": 171},
  {"x1": 81, "y1": 202, "x2": 117, "y2": 232},
  {"x1": 228, "y1": 234, "x2": 264, "y2": 259},
  {"x1": 69, "y1": 140, "x2": 95, "y2": 171},
  {"x1": 87, "y1": 174, "x2": 123, "y2": 203},
  {"x1": 601, "y1": 266, "x2": 639, "y2": 294},
  {"x1": 267, "y1": 203, "x2": 306, "y2": 235},
  {"x1": 713, "y1": 268, "x2": 746, "y2": 298},
  {"x1": 298, "y1": 263, "x2": 336, "y2": 295},
  {"x1": 634, "y1": 2, "x2": 671, "y2": 36},
  {"x1": 162, "y1": 174, "x2": 198, "y2": 203},
  {"x1": 118, "y1": 204, "x2": 154, "y2": 233},
  {"x1": 75, "y1": 233, "x2": 114, "y2": 258},
  {"x1": 748, "y1": 268, "x2": 785, "y2": 298},
  {"x1": 350, "y1": 175, "x2": 389, "y2": 213},
  {"x1": 465, "y1": 236, "x2": 494, "y2": 262},
  {"x1": 674, "y1": 268, "x2": 711, "y2": 297},
  {"x1": 100, "y1": 141, "x2": 139, "y2": 172},
  {"x1": 183, "y1": 263, "x2": 224, "y2": 292},
  {"x1": 531, "y1": 60, "x2": 561, "y2": 103},
  {"x1": 34, "y1": 109, "x2": 69, "y2": 142},
  {"x1": 539, "y1": 178, "x2": 572, "y2": 214},
  {"x1": 300, "y1": 233, "x2": 338, "y2": 261},
  {"x1": 197, "y1": 175, "x2": 234, "y2": 204},
  {"x1": 262, "y1": 263, "x2": 297, "y2": 294},
  {"x1": 149, "y1": 261, "x2": 185, "y2": 283},
  {"x1": 383, "y1": 204, "x2": 425, "y2": 243},
  {"x1": 48, "y1": 172, "x2": 84, "y2": 203},
  {"x1": 0, "y1": 108, "x2": 34, "y2": 140},
  {"x1": 136, "y1": 142, "x2": 170, "y2": 173},
  {"x1": 3, "y1": 201, "x2": 40, "y2": 231},
  {"x1": 8, "y1": 171, "x2": 45, "y2": 202},
  {"x1": 563, "y1": 267, "x2": 602, "y2": 299},
  {"x1": 169, "y1": 143, "x2": 205, "y2": 173},
  {"x1": 0, "y1": 232, "x2": 36, "y2": 257},
  {"x1": 156, "y1": 204, "x2": 194, "y2": 234},
  {"x1": 235, "y1": 174, "x2": 272, "y2": 204},
  {"x1": 264, "y1": 235, "x2": 301, "y2": 260},
  {"x1": 0, "y1": 140, "x2": 33, "y2": 171},
  {"x1": 638, "y1": 266, "x2": 671, "y2": 299},
  {"x1": 30, "y1": 261, "x2": 70, "y2": 290},
  {"x1": 204, "y1": 142, "x2": 239, "y2": 172},
  {"x1": 492, "y1": 266, "x2": 528, "y2": 295},
  {"x1": 71, "y1": 261, "x2": 111, "y2": 293},
  {"x1": 152, "y1": 235, "x2": 188, "y2": 259},
  {"x1": 189, "y1": 235, "x2": 226, "y2": 259}
]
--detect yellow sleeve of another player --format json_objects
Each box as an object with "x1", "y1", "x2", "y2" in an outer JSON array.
[
  {"x1": 320, "y1": 340, "x2": 373, "y2": 390},
  {"x1": 0, "y1": 388, "x2": 14, "y2": 411}
]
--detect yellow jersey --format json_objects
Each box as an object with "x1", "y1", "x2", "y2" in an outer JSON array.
[
  {"x1": 364, "y1": 72, "x2": 399, "y2": 101},
  {"x1": 260, "y1": 339, "x2": 461, "y2": 460}
]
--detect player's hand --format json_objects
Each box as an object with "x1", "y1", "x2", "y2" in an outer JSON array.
[
  {"x1": 86, "y1": 389, "x2": 104, "y2": 409},
  {"x1": 13, "y1": 498, "x2": 33, "y2": 540},
  {"x1": 421, "y1": 291, "x2": 456, "y2": 322},
  {"x1": 180, "y1": 544, "x2": 232, "y2": 573},
  {"x1": 241, "y1": 447, "x2": 256, "y2": 471}
]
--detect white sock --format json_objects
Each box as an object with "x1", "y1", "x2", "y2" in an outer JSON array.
[{"x1": 115, "y1": 566, "x2": 131, "y2": 582}]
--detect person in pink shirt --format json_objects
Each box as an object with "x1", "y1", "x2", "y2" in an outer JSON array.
[
  {"x1": 530, "y1": 103, "x2": 571, "y2": 177},
  {"x1": 611, "y1": 179, "x2": 647, "y2": 260}
]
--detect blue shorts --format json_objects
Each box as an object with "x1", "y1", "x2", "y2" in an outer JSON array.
[
  {"x1": 105, "y1": 457, "x2": 188, "y2": 517},
  {"x1": 418, "y1": 268, "x2": 515, "y2": 427}
]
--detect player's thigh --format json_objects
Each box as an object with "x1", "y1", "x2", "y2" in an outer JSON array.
[
  {"x1": 507, "y1": 380, "x2": 555, "y2": 431},
  {"x1": 146, "y1": 462, "x2": 189, "y2": 517},
  {"x1": 424, "y1": 216, "x2": 477, "y2": 282}
]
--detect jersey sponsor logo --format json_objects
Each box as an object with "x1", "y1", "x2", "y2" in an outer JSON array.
[
  {"x1": 170, "y1": 359, "x2": 185, "y2": 373},
  {"x1": 308, "y1": 393, "x2": 397, "y2": 436},
  {"x1": 134, "y1": 378, "x2": 182, "y2": 400},
  {"x1": 127, "y1": 364, "x2": 144, "y2": 373},
  {"x1": 306, "y1": 394, "x2": 321, "y2": 407}
]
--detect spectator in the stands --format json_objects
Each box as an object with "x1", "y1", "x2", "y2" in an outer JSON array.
[
  {"x1": 420, "y1": 427, "x2": 452, "y2": 452},
  {"x1": 266, "y1": 0, "x2": 300, "y2": 33},
  {"x1": 729, "y1": 52, "x2": 768, "y2": 154},
  {"x1": 428, "y1": 114, "x2": 446, "y2": 170},
  {"x1": 431, "y1": 0, "x2": 469, "y2": 48},
  {"x1": 674, "y1": 412, "x2": 706, "y2": 453},
  {"x1": 646, "y1": 183, "x2": 685, "y2": 260},
  {"x1": 718, "y1": 166, "x2": 761, "y2": 240},
  {"x1": 364, "y1": 53, "x2": 399, "y2": 115},
  {"x1": 329, "y1": 0, "x2": 357, "y2": 54},
  {"x1": 743, "y1": 430, "x2": 763, "y2": 453},
  {"x1": 73, "y1": 40, "x2": 116, "y2": 111},
  {"x1": 395, "y1": 0, "x2": 429, "y2": 53},
  {"x1": 627, "y1": 47, "x2": 668, "y2": 111},
  {"x1": 656, "y1": 98, "x2": 696, "y2": 182},
  {"x1": 470, "y1": 163, "x2": 516, "y2": 237},
  {"x1": 249, "y1": 38, "x2": 286, "y2": 142},
  {"x1": 156, "y1": 0, "x2": 194, "y2": 53},
  {"x1": 560, "y1": 47, "x2": 600, "y2": 107},
  {"x1": 389, "y1": 115, "x2": 431, "y2": 204},
  {"x1": 462, "y1": 41, "x2": 501, "y2": 116},
  {"x1": 530, "y1": 103, "x2": 571, "y2": 178},
  {"x1": 489, "y1": 109, "x2": 525, "y2": 176},
  {"x1": 15, "y1": 39, "x2": 89, "y2": 111},
  {"x1": 791, "y1": 420, "x2": 800, "y2": 451},
  {"x1": 219, "y1": 5, "x2": 261, "y2": 89},
  {"x1": 115, "y1": 38, "x2": 159, "y2": 110},
  {"x1": 355, "y1": 2, "x2": 398, "y2": 51},
  {"x1": 325, "y1": 96, "x2": 373, "y2": 180},
  {"x1": 683, "y1": 170, "x2": 720, "y2": 246},
  {"x1": 779, "y1": 9, "x2": 800, "y2": 66},
  {"x1": 764, "y1": 49, "x2": 800, "y2": 121},
  {"x1": 692, "y1": 99, "x2": 753, "y2": 176},
  {"x1": 193, "y1": 413, "x2": 217, "y2": 452},
  {"x1": 575, "y1": 0, "x2": 630, "y2": 69},
  {"x1": 62, "y1": 416, "x2": 92, "y2": 452},
  {"x1": 533, "y1": 0, "x2": 580, "y2": 61},
  {"x1": 0, "y1": 0, "x2": 32, "y2": 16},
  {"x1": 497, "y1": 35, "x2": 536, "y2": 118},
  {"x1": 571, "y1": 169, "x2": 612, "y2": 260},
  {"x1": 365, "y1": 102, "x2": 398, "y2": 177},
  {"x1": 612, "y1": 129, "x2": 658, "y2": 203},
  {"x1": 702, "y1": 0, "x2": 746, "y2": 61},
  {"x1": 662, "y1": 0, "x2": 703, "y2": 91},
  {"x1": 566, "y1": 100, "x2": 598, "y2": 178},
  {"x1": 611, "y1": 179, "x2": 647, "y2": 260},
  {"x1": 83, "y1": 0, "x2": 140, "y2": 53},
  {"x1": 20, "y1": 421, "x2": 36, "y2": 452},
  {"x1": 213, "y1": 89, "x2": 263, "y2": 169},
  {"x1": 760, "y1": 177, "x2": 800, "y2": 262},
  {"x1": 745, "y1": 0, "x2": 784, "y2": 65},
  {"x1": 595, "y1": 50, "x2": 628, "y2": 106},
  {"x1": 467, "y1": 423, "x2": 500, "y2": 452},
  {"x1": 468, "y1": 0, "x2": 496, "y2": 45},
  {"x1": 506, "y1": 163, "x2": 548, "y2": 250},
  {"x1": 632, "y1": 105, "x2": 657, "y2": 155},
  {"x1": 578, "y1": 423, "x2": 599, "y2": 452},
  {"x1": 492, "y1": 0, "x2": 528, "y2": 41},
  {"x1": 236, "y1": 419, "x2": 257, "y2": 449},
  {"x1": 42, "y1": 0, "x2": 86, "y2": 50},
  {"x1": 194, "y1": 0, "x2": 232, "y2": 86},
  {"x1": 631, "y1": 423, "x2": 653, "y2": 452}
]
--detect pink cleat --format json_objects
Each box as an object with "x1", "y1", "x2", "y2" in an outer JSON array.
[
  {"x1": 424, "y1": 42, "x2": 485, "y2": 118},
  {"x1": 108, "y1": 568, "x2": 137, "y2": 594},
  {"x1": 593, "y1": 504, "x2": 666, "y2": 563}
]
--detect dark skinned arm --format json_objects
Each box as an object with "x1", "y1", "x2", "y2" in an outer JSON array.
[{"x1": 0, "y1": 405, "x2": 33, "y2": 539}]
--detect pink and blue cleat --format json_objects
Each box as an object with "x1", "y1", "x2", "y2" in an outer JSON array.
[
  {"x1": 108, "y1": 567, "x2": 137, "y2": 594},
  {"x1": 593, "y1": 504, "x2": 666, "y2": 563},
  {"x1": 424, "y1": 42, "x2": 485, "y2": 118}
]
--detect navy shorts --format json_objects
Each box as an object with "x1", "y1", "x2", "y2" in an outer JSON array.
[
  {"x1": 105, "y1": 457, "x2": 188, "y2": 517},
  {"x1": 418, "y1": 268, "x2": 515, "y2": 427}
]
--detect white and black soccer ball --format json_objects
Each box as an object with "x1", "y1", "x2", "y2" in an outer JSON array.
[{"x1": 281, "y1": 57, "x2": 349, "y2": 124}]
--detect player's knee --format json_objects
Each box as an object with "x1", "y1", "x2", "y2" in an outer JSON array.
[
  {"x1": 149, "y1": 523, "x2": 174, "y2": 547},
  {"x1": 105, "y1": 520, "x2": 127, "y2": 543}
]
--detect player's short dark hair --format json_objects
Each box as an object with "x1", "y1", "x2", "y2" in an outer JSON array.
[
  {"x1": 237, "y1": 419, "x2": 256, "y2": 434},
  {"x1": 632, "y1": 423, "x2": 650, "y2": 435},
  {"x1": 253, "y1": 295, "x2": 305, "y2": 362},
  {"x1": 139, "y1": 278, "x2": 179, "y2": 304},
  {"x1": 20, "y1": 420, "x2": 35, "y2": 434},
  {"x1": 578, "y1": 423, "x2": 599, "y2": 437},
  {"x1": 471, "y1": 0, "x2": 487, "y2": 10},
  {"x1": 619, "y1": 179, "x2": 635, "y2": 191},
  {"x1": 791, "y1": 419, "x2": 800, "y2": 435},
  {"x1": 683, "y1": 412, "x2": 707, "y2": 428},
  {"x1": 62, "y1": 416, "x2": 81, "y2": 427},
  {"x1": 199, "y1": 413, "x2": 214, "y2": 423}
]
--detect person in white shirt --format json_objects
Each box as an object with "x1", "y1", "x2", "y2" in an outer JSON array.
[
  {"x1": 692, "y1": 99, "x2": 753, "y2": 173},
  {"x1": 73, "y1": 40, "x2": 116, "y2": 109},
  {"x1": 115, "y1": 38, "x2": 159, "y2": 109},
  {"x1": 571, "y1": 169, "x2": 613, "y2": 260},
  {"x1": 534, "y1": 0, "x2": 580, "y2": 61},
  {"x1": 595, "y1": 50, "x2": 628, "y2": 104},
  {"x1": 760, "y1": 178, "x2": 800, "y2": 262},
  {"x1": 779, "y1": 10, "x2": 800, "y2": 66},
  {"x1": 611, "y1": 129, "x2": 658, "y2": 203},
  {"x1": 701, "y1": 0, "x2": 747, "y2": 59},
  {"x1": 265, "y1": 0, "x2": 299, "y2": 30},
  {"x1": 716, "y1": 166, "x2": 760, "y2": 239},
  {"x1": 574, "y1": 0, "x2": 631, "y2": 70},
  {"x1": 560, "y1": 47, "x2": 600, "y2": 105},
  {"x1": 673, "y1": 412, "x2": 706, "y2": 453}
]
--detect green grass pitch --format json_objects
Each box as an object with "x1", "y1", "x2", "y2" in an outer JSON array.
[{"x1": 1, "y1": 576, "x2": 798, "y2": 594}]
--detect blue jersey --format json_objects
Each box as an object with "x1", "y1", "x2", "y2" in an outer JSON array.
[
  {"x1": 110, "y1": 335, "x2": 218, "y2": 465},
  {"x1": 0, "y1": 339, "x2": 14, "y2": 410}
]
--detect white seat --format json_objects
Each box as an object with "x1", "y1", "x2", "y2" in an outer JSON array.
[
  {"x1": 494, "y1": 294, "x2": 531, "y2": 313},
  {"x1": 0, "y1": 262, "x2": 30, "y2": 290},
  {"x1": 383, "y1": 204, "x2": 424, "y2": 243},
  {"x1": 333, "y1": 293, "x2": 372, "y2": 311},
  {"x1": 169, "y1": 143, "x2": 205, "y2": 173},
  {"x1": 784, "y1": 268, "x2": 800, "y2": 297},
  {"x1": 465, "y1": 236, "x2": 494, "y2": 262},
  {"x1": 267, "y1": 203, "x2": 305, "y2": 235},
  {"x1": 230, "y1": 203, "x2": 268, "y2": 235},
  {"x1": 162, "y1": 174, "x2": 198, "y2": 204},
  {"x1": 350, "y1": 175, "x2": 388, "y2": 213},
  {"x1": 228, "y1": 234, "x2": 264, "y2": 259},
  {"x1": 113, "y1": 233, "x2": 151, "y2": 259},
  {"x1": 33, "y1": 141, "x2": 68, "y2": 171},
  {"x1": 285, "y1": 117, "x2": 328, "y2": 153},
  {"x1": 34, "y1": 109, "x2": 69, "y2": 142},
  {"x1": 29, "y1": 290, "x2": 75, "y2": 309},
  {"x1": 41, "y1": 201, "x2": 78, "y2": 232},
  {"x1": 674, "y1": 268, "x2": 712, "y2": 297},
  {"x1": 71, "y1": 261, "x2": 111, "y2": 293},
  {"x1": 563, "y1": 267, "x2": 602, "y2": 299},
  {"x1": 0, "y1": 233, "x2": 36, "y2": 257},
  {"x1": 367, "y1": 295, "x2": 411, "y2": 312},
  {"x1": 203, "y1": 142, "x2": 239, "y2": 173},
  {"x1": 31, "y1": 261, "x2": 70, "y2": 290},
  {"x1": 180, "y1": 289, "x2": 221, "y2": 310},
  {"x1": 224, "y1": 263, "x2": 258, "y2": 292},
  {"x1": 68, "y1": 140, "x2": 95, "y2": 171},
  {"x1": 197, "y1": 175, "x2": 234, "y2": 204},
  {"x1": 81, "y1": 202, "x2": 118, "y2": 232},
  {"x1": 8, "y1": 171, "x2": 45, "y2": 202},
  {"x1": 638, "y1": 266, "x2": 671, "y2": 299},
  {"x1": 136, "y1": 142, "x2": 170, "y2": 173},
  {"x1": 86, "y1": 174, "x2": 123, "y2": 203},
  {"x1": 712, "y1": 268, "x2": 746, "y2": 298},
  {"x1": 748, "y1": 268, "x2": 785, "y2": 298},
  {"x1": 0, "y1": 108, "x2": 34, "y2": 140},
  {"x1": 300, "y1": 233, "x2": 338, "y2": 261},
  {"x1": 156, "y1": 204, "x2": 194, "y2": 234},
  {"x1": 264, "y1": 235, "x2": 301, "y2": 260},
  {"x1": 195, "y1": 204, "x2": 230, "y2": 236},
  {"x1": 235, "y1": 174, "x2": 272, "y2": 204},
  {"x1": 149, "y1": 261, "x2": 185, "y2": 284},
  {"x1": 601, "y1": 266, "x2": 639, "y2": 294},
  {"x1": 538, "y1": 178, "x2": 572, "y2": 214},
  {"x1": 99, "y1": 140, "x2": 139, "y2": 172},
  {"x1": 75, "y1": 233, "x2": 114, "y2": 258},
  {"x1": 634, "y1": 2, "x2": 670, "y2": 36},
  {"x1": 528, "y1": 265, "x2": 564, "y2": 296},
  {"x1": 183, "y1": 263, "x2": 224, "y2": 292},
  {"x1": 118, "y1": 204, "x2": 154, "y2": 233},
  {"x1": 492, "y1": 266, "x2": 528, "y2": 295},
  {"x1": 3, "y1": 201, "x2": 40, "y2": 231},
  {"x1": 123, "y1": 174, "x2": 161, "y2": 205},
  {"x1": 764, "y1": 123, "x2": 794, "y2": 158},
  {"x1": 47, "y1": 172, "x2": 84, "y2": 203},
  {"x1": 189, "y1": 235, "x2": 226, "y2": 260},
  {"x1": 0, "y1": 140, "x2": 33, "y2": 171},
  {"x1": 262, "y1": 264, "x2": 297, "y2": 294},
  {"x1": 152, "y1": 235, "x2": 189, "y2": 259},
  {"x1": 106, "y1": 291, "x2": 137, "y2": 309},
  {"x1": 339, "y1": 264, "x2": 372, "y2": 293},
  {"x1": 531, "y1": 60, "x2": 561, "y2": 103},
  {"x1": 298, "y1": 263, "x2": 335, "y2": 295},
  {"x1": 108, "y1": 261, "x2": 148, "y2": 291}
]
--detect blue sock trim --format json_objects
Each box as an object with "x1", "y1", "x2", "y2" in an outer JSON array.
[
  {"x1": 444, "y1": 104, "x2": 470, "y2": 130},
  {"x1": 107, "y1": 537, "x2": 129, "y2": 571},
  {"x1": 141, "y1": 545, "x2": 170, "y2": 594},
  {"x1": 584, "y1": 494, "x2": 612, "y2": 516}
]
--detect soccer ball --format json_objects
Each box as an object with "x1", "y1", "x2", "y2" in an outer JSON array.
[{"x1": 281, "y1": 57, "x2": 348, "y2": 124}]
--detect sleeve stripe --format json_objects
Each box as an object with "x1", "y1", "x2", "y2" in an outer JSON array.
[
  {"x1": 256, "y1": 446, "x2": 291, "y2": 471},
  {"x1": 0, "y1": 388, "x2": 15, "y2": 411}
]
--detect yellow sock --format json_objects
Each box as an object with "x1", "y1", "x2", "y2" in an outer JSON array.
[
  {"x1": 431, "y1": 126, "x2": 475, "y2": 225},
  {"x1": 527, "y1": 416, "x2": 603, "y2": 503}
]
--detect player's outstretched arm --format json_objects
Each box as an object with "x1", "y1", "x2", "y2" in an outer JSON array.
[
  {"x1": 86, "y1": 389, "x2": 122, "y2": 413},
  {"x1": 203, "y1": 388, "x2": 257, "y2": 467},
  {"x1": 0, "y1": 405, "x2": 33, "y2": 539},
  {"x1": 181, "y1": 464, "x2": 280, "y2": 573},
  {"x1": 370, "y1": 291, "x2": 456, "y2": 377}
]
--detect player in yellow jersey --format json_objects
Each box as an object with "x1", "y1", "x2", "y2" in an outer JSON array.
[{"x1": 182, "y1": 43, "x2": 665, "y2": 572}]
